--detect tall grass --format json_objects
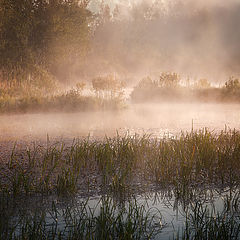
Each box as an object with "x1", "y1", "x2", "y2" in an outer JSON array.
[
  {"x1": 1, "y1": 129, "x2": 240, "y2": 197},
  {"x1": 180, "y1": 198, "x2": 240, "y2": 240},
  {"x1": 1, "y1": 129, "x2": 240, "y2": 239}
]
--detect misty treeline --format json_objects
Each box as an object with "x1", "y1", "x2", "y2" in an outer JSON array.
[
  {"x1": 87, "y1": 0, "x2": 240, "y2": 82},
  {"x1": 1, "y1": 0, "x2": 240, "y2": 89},
  {"x1": 0, "y1": 0, "x2": 93, "y2": 89},
  {"x1": 131, "y1": 72, "x2": 240, "y2": 103}
]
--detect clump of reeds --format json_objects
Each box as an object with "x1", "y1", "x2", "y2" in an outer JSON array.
[
  {"x1": 1, "y1": 129, "x2": 240, "y2": 198},
  {"x1": 2, "y1": 129, "x2": 240, "y2": 239}
]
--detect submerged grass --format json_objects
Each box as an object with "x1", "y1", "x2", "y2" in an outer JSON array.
[
  {"x1": 1, "y1": 128, "x2": 240, "y2": 239},
  {"x1": 0, "y1": 196, "x2": 162, "y2": 240},
  {"x1": 1, "y1": 128, "x2": 240, "y2": 197},
  {"x1": 180, "y1": 198, "x2": 240, "y2": 240}
]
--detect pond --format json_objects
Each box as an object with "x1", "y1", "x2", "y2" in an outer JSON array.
[
  {"x1": 0, "y1": 103, "x2": 240, "y2": 140},
  {"x1": 1, "y1": 103, "x2": 240, "y2": 239}
]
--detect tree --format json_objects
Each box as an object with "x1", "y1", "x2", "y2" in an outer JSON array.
[
  {"x1": 92, "y1": 74, "x2": 124, "y2": 99},
  {"x1": 0, "y1": 0, "x2": 92, "y2": 86}
]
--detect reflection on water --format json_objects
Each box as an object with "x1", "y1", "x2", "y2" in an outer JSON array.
[
  {"x1": 1, "y1": 103, "x2": 240, "y2": 239},
  {"x1": 1, "y1": 103, "x2": 240, "y2": 140},
  {"x1": 5, "y1": 188, "x2": 240, "y2": 240}
]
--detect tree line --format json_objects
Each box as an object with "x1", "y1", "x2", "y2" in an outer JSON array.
[{"x1": 0, "y1": 0, "x2": 92, "y2": 86}]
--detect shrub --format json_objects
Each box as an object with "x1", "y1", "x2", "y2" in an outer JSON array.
[{"x1": 225, "y1": 76, "x2": 240, "y2": 92}]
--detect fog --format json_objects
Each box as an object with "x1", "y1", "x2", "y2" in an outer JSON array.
[
  {"x1": 83, "y1": 0, "x2": 240, "y2": 84},
  {"x1": 1, "y1": 103, "x2": 240, "y2": 142},
  {"x1": 1, "y1": 0, "x2": 240, "y2": 141}
]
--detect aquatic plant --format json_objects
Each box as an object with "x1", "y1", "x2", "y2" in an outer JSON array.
[
  {"x1": 2, "y1": 129, "x2": 240, "y2": 197},
  {"x1": 0, "y1": 196, "x2": 162, "y2": 240}
]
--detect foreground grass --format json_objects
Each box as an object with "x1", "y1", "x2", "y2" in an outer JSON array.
[
  {"x1": 181, "y1": 198, "x2": 240, "y2": 240},
  {"x1": 1, "y1": 191, "x2": 240, "y2": 240},
  {"x1": 1, "y1": 129, "x2": 240, "y2": 197},
  {"x1": 1, "y1": 129, "x2": 240, "y2": 239},
  {"x1": 0, "y1": 196, "x2": 162, "y2": 240}
]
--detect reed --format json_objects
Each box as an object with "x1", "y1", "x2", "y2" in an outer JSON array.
[
  {"x1": 1, "y1": 129, "x2": 240, "y2": 197},
  {"x1": 0, "y1": 196, "x2": 162, "y2": 240},
  {"x1": 181, "y1": 200, "x2": 240, "y2": 240}
]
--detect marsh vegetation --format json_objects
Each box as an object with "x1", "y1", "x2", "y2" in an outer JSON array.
[
  {"x1": 1, "y1": 129, "x2": 240, "y2": 239},
  {"x1": 131, "y1": 74, "x2": 240, "y2": 103},
  {"x1": 1, "y1": 0, "x2": 240, "y2": 239}
]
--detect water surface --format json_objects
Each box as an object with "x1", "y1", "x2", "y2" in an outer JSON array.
[{"x1": 0, "y1": 103, "x2": 240, "y2": 140}]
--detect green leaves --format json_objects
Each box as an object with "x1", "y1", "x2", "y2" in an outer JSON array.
[{"x1": 0, "y1": 0, "x2": 92, "y2": 83}]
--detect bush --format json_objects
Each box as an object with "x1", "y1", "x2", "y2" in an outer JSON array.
[{"x1": 225, "y1": 76, "x2": 240, "y2": 92}]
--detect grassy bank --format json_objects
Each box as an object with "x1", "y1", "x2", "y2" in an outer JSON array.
[
  {"x1": 0, "y1": 79, "x2": 125, "y2": 113},
  {"x1": 131, "y1": 87, "x2": 240, "y2": 103},
  {"x1": 0, "y1": 91, "x2": 124, "y2": 113}
]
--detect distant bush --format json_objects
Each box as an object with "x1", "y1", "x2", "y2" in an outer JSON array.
[
  {"x1": 76, "y1": 81, "x2": 86, "y2": 94},
  {"x1": 92, "y1": 74, "x2": 124, "y2": 99},
  {"x1": 131, "y1": 72, "x2": 183, "y2": 102},
  {"x1": 0, "y1": 88, "x2": 124, "y2": 114},
  {"x1": 194, "y1": 78, "x2": 211, "y2": 89},
  {"x1": 158, "y1": 72, "x2": 180, "y2": 88},
  {"x1": 225, "y1": 76, "x2": 240, "y2": 92},
  {"x1": 131, "y1": 74, "x2": 240, "y2": 103},
  {"x1": 136, "y1": 76, "x2": 157, "y2": 89},
  {"x1": 136, "y1": 73, "x2": 180, "y2": 90}
]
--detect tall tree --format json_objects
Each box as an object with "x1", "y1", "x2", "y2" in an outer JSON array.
[{"x1": 0, "y1": 0, "x2": 92, "y2": 84}]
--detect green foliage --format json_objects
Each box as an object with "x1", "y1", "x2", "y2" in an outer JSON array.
[
  {"x1": 2, "y1": 129, "x2": 240, "y2": 197},
  {"x1": 0, "y1": 0, "x2": 92, "y2": 84}
]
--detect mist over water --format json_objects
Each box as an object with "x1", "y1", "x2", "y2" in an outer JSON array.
[
  {"x1": 2, "y1": 2, "x2": 240, "y2": 240},
  {"x1": 1, "y1": 103, "x2": 240, "y2": 141}
]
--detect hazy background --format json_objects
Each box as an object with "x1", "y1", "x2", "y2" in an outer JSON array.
[
  {"x1": 1, "y1": 0, "x2": 240, "y2": 141},
  {"x1": 1, "y1": 103, "x2": 240, "y2": 141},
  {"x1": 79, "y1": 0, "x2": 240, "y2": 84}
]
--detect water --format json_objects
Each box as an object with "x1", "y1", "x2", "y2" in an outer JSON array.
[
  {"x1": 8, "y1": 188, "x2": 239, "y2": 239},
  {"x1": 1, "y1": 102, "x2": 240, "y2": 239},
  {"x1": 0, "y1": 103, "x2": 240, "y2": 140}
]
